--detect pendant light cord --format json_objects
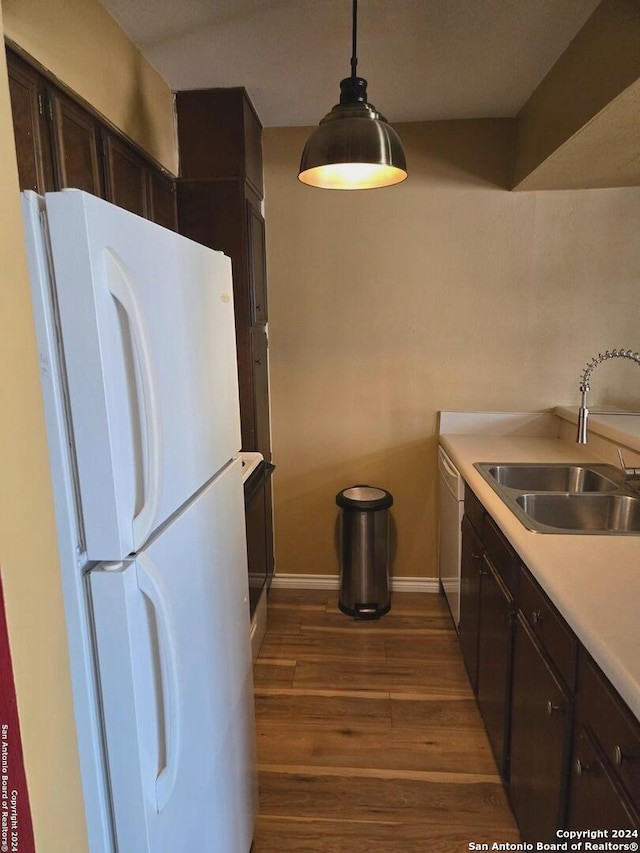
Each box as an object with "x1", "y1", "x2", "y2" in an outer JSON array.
[{"x1": 350, "y1": 0, "x2": 358, "y2": 78}]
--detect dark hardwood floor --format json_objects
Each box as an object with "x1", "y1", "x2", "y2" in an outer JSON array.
[{"x1": 251, "y1": 589, "x2": 520, "y2": 852}]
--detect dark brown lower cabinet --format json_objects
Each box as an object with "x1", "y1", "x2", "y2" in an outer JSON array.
[
  {"x1": 567, "y1": 727, "x2": 638, "y2": 830},
  {"x1": 264, "y1": 475, "x2": 275, "y2": 589},
  {"x1": 454, "y1": 478, "x2": 640, "y2": 843},
  {"x1": 566, "y1": 649, "x2": 640, "y2": 829},
  {"x1": 244, "y1": 462, "x2": 275, "y2": 617},
  {"x1": 509, "y1": 614, "x2": 571, "y2": 842},
  {"x1": 477, "y1": 554, "x2": 514, "y2": 780},
  {"x1": 245, "y1": 474, "x2": 267, "y2": 615},
  {"x1": 459, "y1": 515, "x2": 483, "y2": 692}
]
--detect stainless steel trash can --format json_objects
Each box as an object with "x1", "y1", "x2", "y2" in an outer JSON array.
[{"x1": 336, "y1": 485, "x2": 393, "y2": 619}]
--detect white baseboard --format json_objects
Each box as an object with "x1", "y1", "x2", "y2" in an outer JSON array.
[
  {"x1": 392, "y1": 577, "x2": 440, "y2": 593},
  {"x1": 270, "y1": 573, "x2": 440, "y2": 594}
]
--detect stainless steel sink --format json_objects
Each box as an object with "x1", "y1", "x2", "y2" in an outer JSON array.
[
  {"x1": 473, "y1": 461, "x2": 640, "y2": 535},
  {"x1": 515, "y1": 493, "x2": 640, "y2": 533},
  {"x1": 484, "y1": 464, "x2": 618, "y2": 493}
]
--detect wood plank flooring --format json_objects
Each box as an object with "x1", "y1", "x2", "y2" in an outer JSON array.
[{"x1": 251, "y1": 589, "x2": 520, "y2": 852}]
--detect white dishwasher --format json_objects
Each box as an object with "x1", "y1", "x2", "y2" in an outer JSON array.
[{"x1": 438, "y1": 446, "x2": 465, "y2": 628}]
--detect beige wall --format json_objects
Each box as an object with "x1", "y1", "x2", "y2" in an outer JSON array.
[
  {"x1": 513, "y1": 0, "x2": 640, "y2": 190},
  {"x1": 0, "y1": 5, "x2": 88, "y2": 849},
  {"x1": 0, "y1": 0, "x2": 178, "y2": 848},
  {"x1": 263, "y1": 122, "x2": 640, "y2": 581},
  {"x1": 3, "y1": 0, "x2": 177, "y2": 173}
]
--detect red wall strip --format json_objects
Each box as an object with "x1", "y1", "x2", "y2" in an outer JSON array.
[{"x1": 0, "y1": 573, "x2": 35, "y2": 853}]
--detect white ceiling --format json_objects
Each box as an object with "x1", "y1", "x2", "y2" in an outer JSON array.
[{"x1": 99, "y1": 0, "x2": 601, "y2": 128}]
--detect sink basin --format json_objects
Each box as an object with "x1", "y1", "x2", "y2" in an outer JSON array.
[
  {"x1": 482, "y1": 463, "x2": 618, "y2": 493},
  {"x1": 515, "y1": 493, "x2": 640, "y2": 533},
  {"x1": 473, "y1": 461, "x2": 640, "y2": 534}
]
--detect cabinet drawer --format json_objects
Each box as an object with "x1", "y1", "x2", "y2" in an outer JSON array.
[
  {"x1": 483, "y1": 515, "x2": 518, "y2": 594},
  {"x1": 577, "y1": 652, "x2": 640, "y2": 816},
  {"x1": 464, "y1": 487, "x2": 484, "y2": 537},
  {"x1": 519, "y1": 567, "x2": 576, "y2": 690},
  {"x1": 568, "y1": 726, "x2": 639, "y2": 830}
]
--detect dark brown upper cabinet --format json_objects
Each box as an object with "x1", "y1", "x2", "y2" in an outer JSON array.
[
  {"x1": 175, "y1": 87, "x2": 263, "y2": 199},
  {"x1": 49, "y1": 89, "x2": 104, "y2": 196},
  {"x1": 6, "y1": 46, "x2": 177, "y2": 231},
  {"x1": 177, "y1": 178, "x2": 271, "y2": 459},
  {"x1": 103, "y1": 132, "x2": 178, "y2": 227},
  {"x1": 6, "y1": 51, "x2": 54, "y2": 194},
  {"x1": 247, "y1": 201, "x2": 268, "y2": 325},
  {"x1": 250, "y1": 327, "x2": 271, "y2": 459},
  {"x1": 103, "y1": 131, "x2": 148, "y2": 217},
  {"x1": 176, "y1": 87, "x2": 274, "y2": 592},
  {"x1": 176, "y1": 87, "x2": 271, "y2": 463},
  {"x1": 148, "y1": 169, "x2": 178, "y2": 231}
]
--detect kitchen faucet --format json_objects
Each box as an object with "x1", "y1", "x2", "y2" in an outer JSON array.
[{"x1": 576, "y1": 348, "x2": 640, "y2": 443}]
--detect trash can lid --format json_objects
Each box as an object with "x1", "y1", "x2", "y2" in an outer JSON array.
[{"x1": 336, "y1": 485, "x2": 393, "y2": 511}]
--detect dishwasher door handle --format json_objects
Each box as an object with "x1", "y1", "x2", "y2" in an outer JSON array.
[{"x1": 438, "y1": 447, "x2": 464, "y2": 499}]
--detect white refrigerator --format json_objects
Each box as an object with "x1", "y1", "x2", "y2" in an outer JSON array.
[{"x1": 21, "y1": 190, "x2": 257, "y2": 852}]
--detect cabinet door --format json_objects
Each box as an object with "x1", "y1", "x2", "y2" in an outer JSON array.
[
  {"x1": 264, "y1": 471, "x2": 275, "y2": 587},
  {"x1": 103, "y1": 132, "x2": 148, "y2": 217},
  {"x1": 176, "y1": 88, "x2": 264, "y2": 197},
  {"x1": 148, "y1": 169, "x2": 177, "y2": 231},
  {"x1": 247, "y1": 201, "x2": 267, "y2": 324},
  {"x1": 509, "y1": 614, "x2": 571, "y2": 842},
  {"x1": 477, "y1": 554, "x2": 514, "y2": 780},
  {"x1": 50, "y1": 90, "x2": 103, "y2": 195},
  {"x1": 459, "y1": 515, "x2": 483, "y2": 693},
  {"x1": 245, "y1": 477, "x2": 267, "y2": 616},
  {"x1": 567, "y1": 727, "x2": 639, "y2": 830},
  {"x1": 251, "y1": 328, "x2": 271, "y2": 461},
  {"x1": 6, "y1": 50, "x2": 55, "y2": 193}
]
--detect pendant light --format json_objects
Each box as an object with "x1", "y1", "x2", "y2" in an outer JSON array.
[{"x1": 298, "y1": 0, "x2": 407, "y2": 190}]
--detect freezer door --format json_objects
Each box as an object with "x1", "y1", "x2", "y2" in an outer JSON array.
[
  {"x1": 29, "y1": 189, "x2": 241, "y2": 559},
  {"x1": 89, "y1": 458, "x2": 256, "y2": 853}
]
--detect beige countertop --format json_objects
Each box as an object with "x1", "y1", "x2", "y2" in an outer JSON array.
[{"x1": 439, "y1": 430, "x2": 640, "y2": 722}]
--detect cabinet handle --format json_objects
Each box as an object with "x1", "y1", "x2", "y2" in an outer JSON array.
[
  {"x1": 255, "y1": 359, "x2": 263, "y2": 366},
  {"x1": 575, "y1": 759, "x2": 590, "y2": 777},
  {"x1": 546, "y1": 700, "x2": 564, "y2": 716},
  {"x1": 531, "y1": 609, "x2": 544, "y2": 625},
  {"x1": 613, "y1": 745, "x2": 637, "y2": 766},
  {"x1": 256, "y1": 303, "x2": 262, "y2": 312},
  {"x1": 575, "y1": 757, "x2": 600, "y2": 777},
  {"x1": 480, "y1": 553, "x2": 492, "y2": 576}
]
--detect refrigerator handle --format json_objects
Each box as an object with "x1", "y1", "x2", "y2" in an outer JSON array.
[
  {"x1": 105, "y1": 249, "x2": 162, "y2": 549},
  {"x1": 135, "y1": 553, "x2": 182, "y2": 814}
]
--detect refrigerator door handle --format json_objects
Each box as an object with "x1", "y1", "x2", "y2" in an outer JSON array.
[
  {"x1": 135, "y1": 553, "x2": 181, "y2": 814},
  {"x1": 105, "y1": 248, "x2": 162, "y2": 549}
]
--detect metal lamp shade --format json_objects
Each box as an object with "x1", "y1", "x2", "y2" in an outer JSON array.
[{"x1": 298, "y1": 101, "x2": 407, "y2": 190}]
